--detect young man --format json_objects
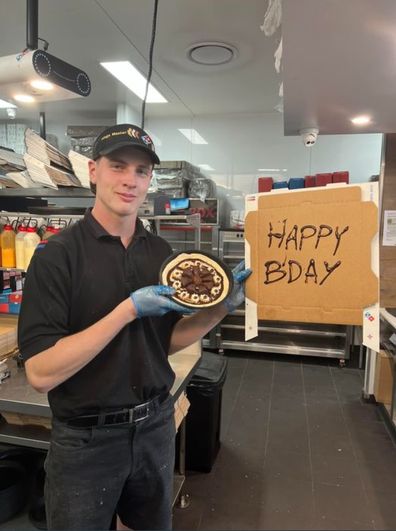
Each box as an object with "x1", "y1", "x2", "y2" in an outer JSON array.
[{"x1": 18, "y1": 123, "x2": 250, "y2": 530}]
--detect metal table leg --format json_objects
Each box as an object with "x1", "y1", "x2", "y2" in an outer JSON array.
[{"x1": 176, "y1": 417, "x2": 190, "y2": 509}]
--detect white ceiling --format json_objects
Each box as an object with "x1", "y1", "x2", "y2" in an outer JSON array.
[
  {"x1": 0, "y1": 0, "x2": 281, "y2": 122},
  {"x1": 282, "y1": 0, "x2": 396, "y2": 135},
  {"x1": 3, "y1": 0, "x2": 396, "y2": 137}
]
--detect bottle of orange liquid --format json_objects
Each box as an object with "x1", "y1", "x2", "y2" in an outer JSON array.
[
  {"x1": 1, "y1": 224, "x2": 16, "y2": 268},
  {"x1": 15, "y1": 225, "x2": 27, "y2": 270}
]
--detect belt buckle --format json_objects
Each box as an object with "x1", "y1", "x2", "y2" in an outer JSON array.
[{"x1": 132, "y1": 401, "x2": 151, "y2": 424}]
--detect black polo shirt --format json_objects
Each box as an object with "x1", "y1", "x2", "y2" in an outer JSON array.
[{"x1": 18, "y1": 210, "x2": 181, "y2": 420}]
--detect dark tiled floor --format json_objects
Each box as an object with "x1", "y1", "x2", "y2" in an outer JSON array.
[{"x1": 173, "y1": 353, "x2": 396, "y2": 531}]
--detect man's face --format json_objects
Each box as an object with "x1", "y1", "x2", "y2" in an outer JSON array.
[{"x1": 89, "y1": 147, "x2": 153, "y2": 218}]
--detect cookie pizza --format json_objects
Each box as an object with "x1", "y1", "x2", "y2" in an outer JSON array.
[{"x1": 160, "y1": 252, "x2": 233, "y2": 308}]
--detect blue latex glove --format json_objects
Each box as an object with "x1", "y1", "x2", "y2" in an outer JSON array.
[
  {"x1": 131, "y1": 285, "x2": 193, "y2": 318},
  {"x1": 223, "y1": 260, "x2": 252, "y2": 313}
]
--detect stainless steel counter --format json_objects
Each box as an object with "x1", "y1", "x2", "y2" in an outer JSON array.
[{"x1": 0, "y1": 345, "x2": 201, "y2": 450}]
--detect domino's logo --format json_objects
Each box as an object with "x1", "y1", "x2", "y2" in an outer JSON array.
[{"x1": 364, "y1": 311, "x2": 375, "y2": 322}]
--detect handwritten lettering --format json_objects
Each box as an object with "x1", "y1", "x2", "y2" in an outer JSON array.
[
  {"x1": 299, "y1": 226, "x2": 317, "y2": 251},
  {"x1": 315, "y1": 225, "x2": 333, "y2": 249},
  {"x1": 268, "y1": 220, "x2": 287, "y2": 249},
  {"x1": 305, "y1": 258, "x2": 318, "y2": 284},
  {"x1": 267, "y1": 221, "x2": 349, "y2": 256},
  {"x1": 264, "y1": 258, "x2": 342, "y2": 286},
  {"x1": 319, "y1": 260, "x2": 342, "y2": 285},
  {"x1": 285, "y1": 225, "x2": 298, "y2": 251},
  {"x1": 334, "y1": 226, "x2": 349, "y2": 256},
  {"x1": 288, "y1": 260, "x2": 302, "y2": 283},
  {"x1": 264, "y1": 260, "x2": 287, "y2": 284}
]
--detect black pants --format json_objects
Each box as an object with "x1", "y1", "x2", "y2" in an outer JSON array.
[{"x1": 44, "y1": 395, "x2": 176, "y2": 530}]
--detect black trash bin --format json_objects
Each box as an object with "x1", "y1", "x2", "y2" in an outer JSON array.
[
  {"x1": 0, "y1": 444, "x2": 46, "y2": 528},
  {"x1": 183, "y1": 351, "x2": 227, "y2": 472}
]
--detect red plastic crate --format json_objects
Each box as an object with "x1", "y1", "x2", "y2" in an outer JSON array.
[
  {"x1": 304, "y1": 175, "x2": 316, "y2": 188},
  {"x1": 258, "y1": 177, "x2": 273, "y2": 193},
  {"x1": 332, "y1": 171, "x2": 349, "y2": 184},
  {"x1": 315, "y1": 173, "x2": 333, "y2": 187}
]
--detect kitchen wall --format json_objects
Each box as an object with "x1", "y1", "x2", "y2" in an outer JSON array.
[
  {"x1": 146, "y1": 112, "x2": 383, "y2": 225},
  {"x1": 24, "y1": 110, "x2": 382, "y2": 227}
]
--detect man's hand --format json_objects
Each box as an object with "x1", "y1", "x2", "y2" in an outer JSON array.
[
  {"x1": 130, "y1": 285, "x2": 193, "y2": 318},
  {"x1": 223, "y1": 261, "x2": 252, "y2": 313}
]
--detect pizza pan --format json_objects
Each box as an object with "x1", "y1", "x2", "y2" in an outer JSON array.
[{"x1": 159, "y1": 250, "x2": 234, "y2": 309}]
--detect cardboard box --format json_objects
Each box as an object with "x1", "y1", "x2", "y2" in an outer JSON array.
[
  {"x1": 374, "y1": 350, "x2": 393, "y2": 405},
  {"x1": 245, "y1": 186, "x2": 378, "y2": 333},
  {"x1": 1, "y1": 411, "x2": 52, "y2": 430},
  {"x1": 0, "y1": 318, "x2": 17, "y2": 356}
]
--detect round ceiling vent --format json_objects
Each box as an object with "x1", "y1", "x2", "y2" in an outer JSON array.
[{"x1": 187, "y1": 42, "x2": 237, "y2": 66}]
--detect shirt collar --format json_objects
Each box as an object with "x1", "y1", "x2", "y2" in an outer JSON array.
[{"x1": 83, "y1": 208, "x2": 147, "y2": 240}]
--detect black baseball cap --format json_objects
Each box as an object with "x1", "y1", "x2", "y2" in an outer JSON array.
[{"x1": 92, "y1": 123, "x2": 160, "y2": 165}]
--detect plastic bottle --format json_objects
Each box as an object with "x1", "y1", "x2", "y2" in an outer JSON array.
[
  {"x1": 1, "y1": 224, "x2": 16, "y2": 268},
  {"x1": 42, "y1": 226, "x2": 61, "y2": 240},
  {"x1": 15, "y1": 226, "x2": 27, "y2": 270},
  {"x1": 24, "y1": 227, "x2": 41, "y2": 270}
]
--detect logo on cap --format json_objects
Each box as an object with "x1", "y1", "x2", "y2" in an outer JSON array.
[
  {"x1": 141, "y1": 135, "x2": 153, "y2": 146},
  {"x1": 127, "y1": 127, "x2": 140, "y2": 139}
]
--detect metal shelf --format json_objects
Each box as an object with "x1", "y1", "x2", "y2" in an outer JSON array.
[
  {"x1": 0, "y1": 421, "x2": 50, "y2": 450},
  {"x1": 0, "y1": 267, "x2": 25, "y2": 273},
  {"x1": 220, "y1": 339, "x2": 347, "y2": 358},
  {"x1": 220, "y1": 323, "x2": 347, "y2": 338},
  {"x1": 378, "y1": 314, "x2": 396, "y2": 432},
  {"x1": 0, "y1": 188, "x2": 93, "y2": 198}
]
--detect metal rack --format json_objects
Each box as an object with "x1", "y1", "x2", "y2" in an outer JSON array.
[
  {"x1": 141, "y1": 214, "x2": 220, "y2": 258},
  {"x1": 0, "y1": 188, "x2": 93, "y2": 198},
  {"x1": 378, "y1": 308, "x2": 396, "y2": 429},
  {"x1": 209, "y1": 228, "x2": 353, "y2": 364},
  {"x1": 141, "y1": 214, "x2": 203, "y2": 251}
]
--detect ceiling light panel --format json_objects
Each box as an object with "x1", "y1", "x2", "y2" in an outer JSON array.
[
  {"x1": 101, "y1": 61, "x2": 167, "y2": 103},
  {"x1": 30, "y1": 79, "x2": 54, "y2": 91},
  {"x1": 198, "y1": 164, "x2": 215, "y2": 171},
  {"x1": 13, "y1": 94, "x2": 35, "y2": 103},
  {"x1": 178, "y1": 129, "x2": 208, "y2": 144},
  {"x1": 258, "y1": 168, "x2": 282, "y2": 172},
  {"x1": 351, "y1": 115, "x2": 371, "y2": 125},
  {"x1": 0, "y1": 98, "x2": 16, "y2": 109}
]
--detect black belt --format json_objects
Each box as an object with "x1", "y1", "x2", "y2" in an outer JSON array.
[{"x1": 66, "y1": 393, "x2": 169, "y2": 428}]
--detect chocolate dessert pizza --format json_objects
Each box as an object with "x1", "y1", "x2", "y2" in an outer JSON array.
[{"x1": 160, "y1": 252, "x2": 233, "y2": 309}]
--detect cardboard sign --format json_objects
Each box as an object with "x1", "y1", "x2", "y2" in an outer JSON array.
[{"x1": 245, "y1": 186, "x2": 378, "y2": 337}]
